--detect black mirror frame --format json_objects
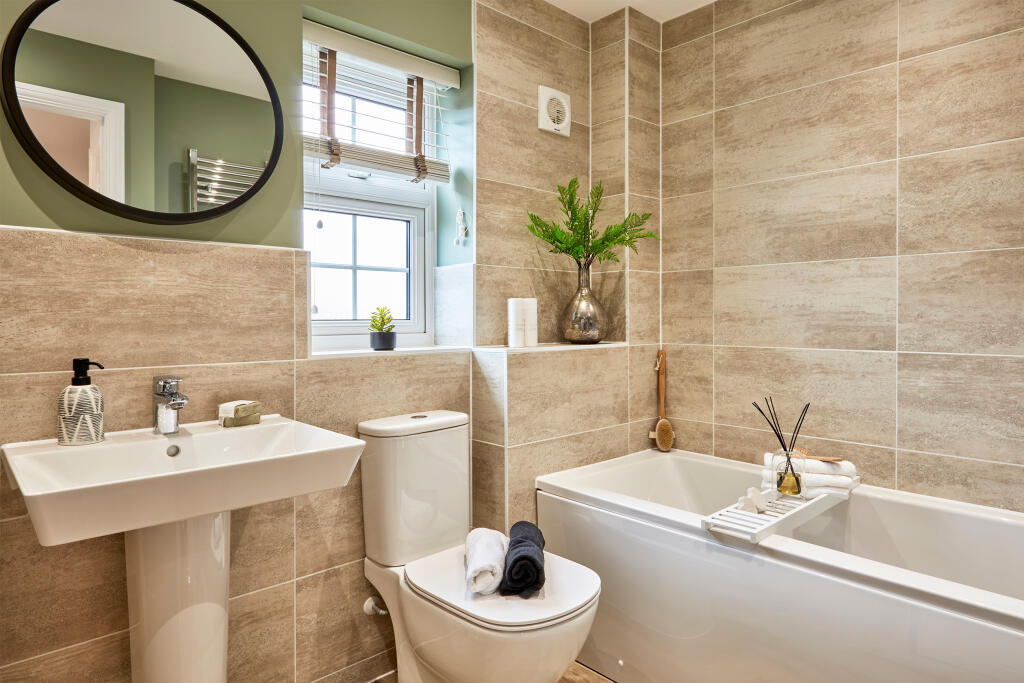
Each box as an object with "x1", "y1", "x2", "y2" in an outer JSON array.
[{"x1": 0, "y1": 0, "x2": 285, "y2": 225}]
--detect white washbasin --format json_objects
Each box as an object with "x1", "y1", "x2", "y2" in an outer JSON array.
[{"x1": 1, "y1": 414, "x2": 364, "y2": 546}]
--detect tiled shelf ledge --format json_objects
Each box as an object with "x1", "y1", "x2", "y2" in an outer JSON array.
[
  {"x1": 473, "y1": 342, "x2": 629, "y2": 353},
  {"x1": 310, "y1": 345, "x2": 470, "y2": 360}
]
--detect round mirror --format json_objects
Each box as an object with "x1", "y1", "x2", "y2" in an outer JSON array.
[{"x1": 1, "y1": 0, "x2": 283, "y2": 224}]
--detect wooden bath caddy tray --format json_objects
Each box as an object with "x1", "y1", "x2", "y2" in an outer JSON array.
[{"x1": 701, "y1": 479, "x2": 859, "y2": 544}]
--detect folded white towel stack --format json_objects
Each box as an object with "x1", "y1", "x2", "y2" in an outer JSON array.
[
  {"x1": 762, "y1": 452, "x2": 857, "y2": 499},
  {"x1": 465, "y1": 528, "x2": 509, "y2": 595}
]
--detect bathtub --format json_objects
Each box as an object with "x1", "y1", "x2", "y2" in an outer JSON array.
[{"x1": 536, "y1": 449, "x2": 1024, "y2": 683}]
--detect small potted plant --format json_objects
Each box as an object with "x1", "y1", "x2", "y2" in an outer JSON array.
[
  {"x1": 369, "y1": 306, "x2": 396, "y2": 351},
  {"x1": 527, "y1": 178, "x2": 656, "y2": 343}
]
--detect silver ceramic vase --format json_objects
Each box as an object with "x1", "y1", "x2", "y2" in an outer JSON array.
[{"x1": 561, "y1": 264, "x2": 607, "y2": 343}]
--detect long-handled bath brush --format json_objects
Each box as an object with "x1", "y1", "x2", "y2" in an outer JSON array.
[{"x1": 650, "y1": 350, "x2": 675, "y2": 451}]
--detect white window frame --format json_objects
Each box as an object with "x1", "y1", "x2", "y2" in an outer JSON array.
[{"x1": 305, "y1": 161, "x2": 435, "y2": 352}]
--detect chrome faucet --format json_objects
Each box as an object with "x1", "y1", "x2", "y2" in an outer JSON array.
[{"x1": 153, "y1": 377, "x2": 188, "y2": 435}]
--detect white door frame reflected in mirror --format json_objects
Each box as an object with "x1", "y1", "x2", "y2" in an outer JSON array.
[{"x1": 15, "y1": 81, "x2": 125, "y2": 202}]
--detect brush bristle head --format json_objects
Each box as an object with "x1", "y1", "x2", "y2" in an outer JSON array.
[{"x1": 655, "y1": 418, "x2": 674, "y2": 452}]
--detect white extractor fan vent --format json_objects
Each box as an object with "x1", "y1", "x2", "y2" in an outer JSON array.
[{"x1": 538, "y1": 85, "x2": 571, "y2": 137}]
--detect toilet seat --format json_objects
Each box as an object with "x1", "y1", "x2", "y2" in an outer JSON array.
[{"x1": 404, "y1": 545, "x2": 601, "y2": 633}]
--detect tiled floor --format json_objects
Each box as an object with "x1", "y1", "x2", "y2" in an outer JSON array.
[{"x1": 560, "y1": 661, "x2": 615, "y2": 682}]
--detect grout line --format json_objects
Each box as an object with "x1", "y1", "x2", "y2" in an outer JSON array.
[
  {"x1": 898, "y1": 25, "x2": 1024, "y2": 63},
  {"x1": 510, "y1": 421, "x2": 631, "y2": 449},
  {"x1": 662, "y1": 108, "x2": 716, "y2": 128},
  {"x1": 477, "y1": 0, "x2": 590, "y2": 54},
  {"x1": 293, "y1": 556, "x2": 365, "y2": 583},
  {"x1": 714, "y1": 61, "x2": 895, "y2": 114},
  {"x1": 899, "y1": 135, "x2": 1024, "y2": 161},
  {"x1": 0, "y1": 514, "x2": 30, "y2": 523},
  {"x1": 715, "y1": 421, "x2": 896, "y2": 452},
  {"x1": 710, "y1": 0, "x2": 717, "y2": 456},
  {"x1": 895, "y1": 0, "x2": 901, "y2": 490},
  {"x1": 307, "y1": 649, "x2": 398, "y2": 683},
  {"x1": 476, "y1": 175, "x2": 560, "y2": 196},
  {"x1": 659, "y1": 342, "x2": 1024, "y2": 359},
  {"x1": 712, "y1": 0, "x2": 806, "y2": 34},
  {"x1": 477, "y1": 88, "x2": 590, "y2": 128},
  {"x1": 0, "y1": 629, "x2": 131, "y2": 670},
  {"x1": 229, "y1": 577, "x2": 296, "y2": 602},
  {"x1": 0, "y1": 358, "x2": 297, "y2": 378}
]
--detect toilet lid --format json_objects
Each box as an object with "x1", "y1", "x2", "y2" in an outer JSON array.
[{"x1": 404, "y1": 545, "x2": 600, "y2": 629}]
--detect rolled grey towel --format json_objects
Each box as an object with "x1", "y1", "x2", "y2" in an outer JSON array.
[{"x1": 498, "y1": 521, "x2": 546, "y2": 598}]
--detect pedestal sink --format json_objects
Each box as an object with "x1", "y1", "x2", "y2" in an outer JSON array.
[{"x1": 1, "y1": 415, "x2": 364, "y2": 683}]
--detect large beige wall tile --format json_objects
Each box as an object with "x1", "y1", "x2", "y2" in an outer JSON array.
[
  {"x1": 714, "y1": 347, "x2": 898, "y2": 446},
  {"x1": 592, "y1": 41, "x2": 626, "y2": 126},
  {"x1": 0, "y1": 228, "x2": 295, "y2": 373},
  {"x1": 592, "y1": 118, "x2": 626, "y2": 195},
  {"x1": 899, "y1": 30, "x2": 1023, "y2": 156},
  {"x1": 1, "y1": 517, "x2": 127, "y2": 664},
  {"x1": 663, "y1": 114, "x2": 714, "y2": 196},
  {"x1": 715, "y1": 0, "x2": 794, "y2": 30},
  {"x1": 714, "y1": 424, "x2": 897, "y2": 487},
  {"x1": 663, "y1": 5, "x2": 714, "y2": 48},
  {"x1": 662, "y1": 270, "x2": 713, "y2": 345},
  {"x1": 715, "y1": 258, "x2": 898, "y2": 350},
  {"x1": 715, "y1": 66, "x2": 896, "y2": 187},
  {"x1": 478, "y1": 0, "x2": 589, "y2": 51},
  {"x1": 295, "y1": 250, "x2": 310, "y2": 359},
  {"x1": 715, "y1": 0, "x2": 896, "y2": 108},
  {"x1": 898, "y1": 353, "x2": 1024, "y2": 464},
  {"x1": 0, "y1": 361, "x2": 294, "y2": 447},
  {"x1": 592, "y1": 9, "x2": 625, "y2": 51},
  {"x1": 506, "y1": 346, "x2": 628, "y2": 444},
  {"x1": 627, "y1": 194, "x2": 661, "y2": 272},
  {"x1": 900, "y1": 0, "x2": 1024, "y2": 58},
  {"x1": 472, "y1": 349, "x2": 507, "y2": 444},
  {"x1": 628, "y1": 41, "x2": 660, "y2": 124},
  {"x1": 230, "y1": 498, "x2": 294, "y2": 597},
  {"x1": 663, "y1": 344, "x2": 714, "y2": 423},
  {"x1": 476, "y1": 180, "x2": 566, "y2": 270},
  {"x1": 477, "y1": 93, "x2": 589, "y2": 191},
  {"x1": 629, "y1": 344, "x2": 660, "y2": 420},
  {"x1": 714, "y1": 162, "x2": 897, "y2": 267},
  {"x1": 0, "y1": 466, "x2": 27, "y2": 520},
  {"x1": 295, "y1": 563, "x2": 394, "y2": 682},
  {"x1": 899, "y1": 250, "x2": 1023, "y2": 354},
  {"x1": 898, "y1": 450, "x2": 1024, "y2": 512},
  {"x1": 294, "y1": 468, "x2": 364, "y2": 577},
  {"x1": 474, "y1": 266, "x2": 576, "y2": 345},
  {"x1": 662, "y1": 35, "x2": 713, "y2": 123},
  {"x1": 628, "y1": 8, "x2": 661, "y2": 49},
  {"x1": 628, "y1": 271, "x2": 660, "y2": 345},
  {"x1": 899, "y1": 139, "x2": 1024, "y2": 254},
  {"x1": 227, "y1": 584, "x2": 294, "y2": 683},
  {"x1": 472, "y1": 440, "x2": 506, "y2": 530},
  {"x1": 665, "y1": 418, "x2": 715, "y2": 455},
  {"x1": 319, "y1": 649, "x2": 397, "y2": 683},
  {"x1": 476, "y1": 4, "x2": 589, "y2": 125},
  {"x1": 507, "y1": 424, "x2": 628, "y2": 525},
  {"x1": 434, "y1": 264, "x2": 474, "y2": 346},
  {"x1": 295, "y1": 352, "x2": 469, "y2": 437},
  {"x1": 662, "y1": 192, "x2": 712, "y2": 271},
  {"x1": 628, "y1": 117, "x2": 660, "y2": 198},
  {"x1": 0, "y1": 630, "x2": 130, "y2": 682}
]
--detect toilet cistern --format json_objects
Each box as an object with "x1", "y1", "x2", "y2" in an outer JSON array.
[{"x1": 153, "y1": 376, "x2": 188, "y2": 435}]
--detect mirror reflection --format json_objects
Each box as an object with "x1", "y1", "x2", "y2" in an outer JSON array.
[{"x1": 11, "y1": 0, "x2": 277, "y2": 214}]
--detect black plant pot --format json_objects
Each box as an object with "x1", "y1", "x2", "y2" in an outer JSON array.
[{"x1": 370, "y1": 331, "x2": 396, "y2": 351}]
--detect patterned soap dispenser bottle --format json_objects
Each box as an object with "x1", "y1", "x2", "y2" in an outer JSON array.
[{"x1": 58, "y1": 358, "x2": 105, "y2": 446}]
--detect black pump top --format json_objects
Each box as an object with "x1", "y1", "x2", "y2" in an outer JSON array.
[{"x1": 71, "y1": 358, "x2": 104, "y2": 385}]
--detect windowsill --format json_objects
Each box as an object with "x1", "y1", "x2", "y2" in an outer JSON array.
[{"x1": 310, "y1": 345, "x2": 470, "y2": 360}]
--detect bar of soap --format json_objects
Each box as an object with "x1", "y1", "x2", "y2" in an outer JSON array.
[
  {"x1": 221, "y1": 413, "x2": 260, "y2": 428},
  {"x1": 218, "y1": 400, "x2": 262, "y2": 427}
]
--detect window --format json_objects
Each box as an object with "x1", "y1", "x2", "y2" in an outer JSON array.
[{"x1": 300, "y1": 22, "x2": 460, "y2": 351}]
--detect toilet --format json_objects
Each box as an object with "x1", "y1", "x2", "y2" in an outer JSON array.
[{"x1": 359, "y1": 410, "x2": 600, "y2": 683}]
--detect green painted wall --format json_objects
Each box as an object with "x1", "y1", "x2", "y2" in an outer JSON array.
[
  {"x1": 1, "y1": 0, "x2": 471, "y2": 248},
  {"x1": 154, "y1": 76, "x2": 274, "y2": 213},
  {"x1": 15, "y1": 29, "x2": 156, "y2": 208},
  {"x1": 436, "y1": 65, "x2": 473, "y2": 266}
]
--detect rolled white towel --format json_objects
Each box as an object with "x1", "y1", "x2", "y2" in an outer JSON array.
[
  {"x1": 465, "y1": 528, "x2": 509, "y2": 595},
  {"x1": 761, "y1": 470, "x2": 855, "y2": 490},
  {"x1": 763, "y1": 453, "x2": 857, "y2": 477}
]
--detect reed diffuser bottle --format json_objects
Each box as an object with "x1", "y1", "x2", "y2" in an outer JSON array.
[{"x1": 752, "y1": 398, "x2": 810, "y2": 496}]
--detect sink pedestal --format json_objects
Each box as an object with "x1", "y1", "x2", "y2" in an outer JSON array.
[{"x1": 125, "y1": 511, "x2": 231, "y2": 683}]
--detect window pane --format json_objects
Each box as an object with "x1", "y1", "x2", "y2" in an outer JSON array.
[
  {"x1": 357, "y1": 270, "x2": 407, "y2": 320},
  {"x1": 353, "y1": 98, "x2": 406, "y2": 152},
  {"x1": 310, "y1": 267, "x2": 353, "y2": 321},
  {"x1": 304, "y1": 209, "x2": 353, "y2": 265},
  {"x1": 357, "y1": 216, "x2": 408, "y2": 268},
  {"x1": 301, "y1": 84, "x2": 322, "y2": 137}
]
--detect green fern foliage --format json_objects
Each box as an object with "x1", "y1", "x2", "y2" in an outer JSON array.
[
  {"x1": 368, "y1": 306, "x2": 395, "y2": 332},
  {"x1": 526, "y1": 177, "x2": 656, "y2": 269}
]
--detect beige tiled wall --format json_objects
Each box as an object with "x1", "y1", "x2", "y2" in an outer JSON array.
[
  {"x1": 0, "y1": 226, "x2": 470, "y2": 680},
  {"x1": 660, "y1": 0, "x2": 1024, "y2": 510}
]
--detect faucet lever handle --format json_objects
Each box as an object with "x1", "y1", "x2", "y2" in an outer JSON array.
[{"x1": 154, "y1": 376, "x2": 183, "y2": 395}]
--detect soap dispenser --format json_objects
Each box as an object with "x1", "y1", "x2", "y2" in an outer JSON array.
[{"x1": 58, "y1": 358, "x2": 105, "y2": 446}]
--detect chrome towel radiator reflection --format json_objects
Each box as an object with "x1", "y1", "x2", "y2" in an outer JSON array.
[{"x1": 187, "y1": 148, "x2": 265, "y2": 211}]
